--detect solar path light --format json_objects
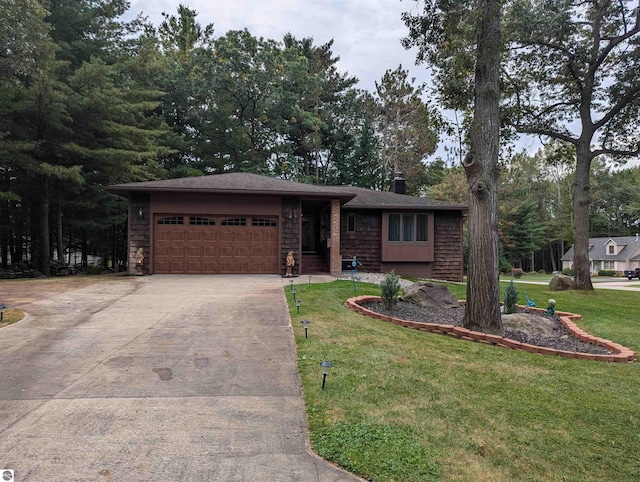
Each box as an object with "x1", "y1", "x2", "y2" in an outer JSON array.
[
  {"x1": 296, "y1": 298, "x2": 301, "y2": 314},
  {"x1": 320, "y1": 360, "x2": 333, "y2": 390},
  {"x1": 301, "y1": 319, "x2": 310, "y2": 338}
]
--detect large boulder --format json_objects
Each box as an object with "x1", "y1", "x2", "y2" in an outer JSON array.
[
  {"x1": 549, "y1": 273, "x2": 575, "y2": 291},
  {"x1": 400, "y1": 281, "x2": 460, "y2": 309},
  {"x1": 502, "y1": 312, "x2": 558, "y2": 338}
]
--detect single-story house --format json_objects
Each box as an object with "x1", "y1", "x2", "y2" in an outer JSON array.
[
  {"x1": 107, "y1": 173, "x2": 467, "y2": 281},
  {"x1": 561, "y1": 235, "x2": 640, "y2": 274}
]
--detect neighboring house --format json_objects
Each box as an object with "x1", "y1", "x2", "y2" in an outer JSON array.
[
  {"x1": 561, "y1": 236, "x2": 640, "y2": 274},
  {"x1": 107, "y1": 173, "x2": 467, "y2": 281}
]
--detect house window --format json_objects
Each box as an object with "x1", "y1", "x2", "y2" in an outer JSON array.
[
  {"x1": 603, "y1": 261, "x2": 616, "y2": 270},
  {"x1": 608, "y1": 245, "x2": 615, "y2": 254},
  {"x1": 347, "y1": 213, "x2": 356, "y2": 232},
  {"x1": 157, "y1": 216, "x2": 183, "y2": 225},
  {"x1": 388, "y1": 213, "x2": 428, "y2": 242},
  {"x1": 189, "y1": 216, "x2": 215, "y2": 225},
  {"x1": 252, "y1": 218, "x2": 277, "y2": 227},
  {"x1": 221, "y1": 218, "x2": 246, "y2": 226}
]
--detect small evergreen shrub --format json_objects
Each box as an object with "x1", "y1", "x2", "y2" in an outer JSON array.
[
  {"x1": 380, "y1": 272, "x2": 401, "y2": 310},
  {"x1": 499, "y1": 256, "x2": 513, "y2": 274},
  {"x1": 503, "y1": 280, "x2": 519, "y2": 314},
  {"x1": 562, "y1": 268, "x2": 574, "y2": 276},
  {"x1": 85, "y1": 265, "x2": 103, "y2": 275},
  {"x1": 597, "y1": 270, "x2": 616, "y2": 277},
  {"x1": 512, "y1": 268, "x2": 523, "y2": 279}
]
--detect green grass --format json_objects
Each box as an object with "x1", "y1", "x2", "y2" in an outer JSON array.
[
  {"x1": 287, "y1": 280, "x2": 640, "y2": 481},
  {"x1": 0, "y1": 308, "x2": 25, "y2": 327}
]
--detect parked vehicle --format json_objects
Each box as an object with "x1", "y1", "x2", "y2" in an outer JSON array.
[{"x1": 623, "y1": 267, "x2": 640, "y2": 280}]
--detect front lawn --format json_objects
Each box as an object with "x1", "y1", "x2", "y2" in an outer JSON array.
[{"x1": 287, "y1": 280, "x2": 640, "y2": 482}]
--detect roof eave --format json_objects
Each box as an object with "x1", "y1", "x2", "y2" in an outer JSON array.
[{"x1": 105, "y1": 185, "x2": 357, "y2": 202}]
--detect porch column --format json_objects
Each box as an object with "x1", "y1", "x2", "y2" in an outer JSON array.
[{"x1": 329, "y1": 198, "x2": 341, "y2": 276}]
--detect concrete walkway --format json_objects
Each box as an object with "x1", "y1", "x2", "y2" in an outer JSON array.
[{"x1": 0, "y1": 275, "x2": 360, "y2": 481}]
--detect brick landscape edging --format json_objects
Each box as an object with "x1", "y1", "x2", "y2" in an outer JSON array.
[{"x1": 346, "y1": 296, "x2": 636, "y2": 363}]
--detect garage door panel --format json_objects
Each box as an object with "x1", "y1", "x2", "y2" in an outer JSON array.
[{"x1": 153, "y1": 215, "x2": 278, "y2": 274}]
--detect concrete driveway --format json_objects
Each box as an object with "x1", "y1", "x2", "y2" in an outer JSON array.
[{"x1": 0, "y1": 275, "x2": 359, "y2": 481}]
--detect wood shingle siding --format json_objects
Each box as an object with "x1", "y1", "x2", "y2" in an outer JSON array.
[
  {"x1": 340, "y1": 211, "x2": 382, "y2": 272},
  {"x1": 432, "y1": 211, "x2": 464, "y2": 282}
]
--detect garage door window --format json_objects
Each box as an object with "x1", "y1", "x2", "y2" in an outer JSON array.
[
  {"x1": 189, "y1": 216, "x2": 216, "y2": 225},
  {"x1": 252, "y1": 218, "x2": 277, "y2": 227},
  {"x1": 157, "y1": 216, "x2": 183, "y2": 225},
  {"x1": 221, "y1": 217, "x2": 247, "y2": 226}
]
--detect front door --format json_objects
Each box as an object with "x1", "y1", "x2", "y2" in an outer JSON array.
[{"x1": 302, "y1": 218, "x2": 315, "y2": 252}]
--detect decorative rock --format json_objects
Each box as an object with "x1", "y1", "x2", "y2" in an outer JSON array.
[
  {"x1": 549, "y1": 273, "x2": 575, "y2": 291},
  {"x1": 502, "y1": 312, "x2": 558, "y2": 338},
  {"x1": 400, "y1": 281, "x2": 460, "y2": 309}
]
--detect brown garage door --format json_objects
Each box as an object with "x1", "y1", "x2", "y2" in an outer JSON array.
[{"x1": 153, "y1": 215, "x2": 279, "y2": 274}]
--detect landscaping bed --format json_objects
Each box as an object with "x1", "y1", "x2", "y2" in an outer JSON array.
[{"x1": 365, "y1": 301, "x2": 611, "y2": 355}]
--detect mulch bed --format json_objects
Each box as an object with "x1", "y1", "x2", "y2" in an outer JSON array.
[{"x1": 366, "y1": 301, "x2": 612, "y2": 355}]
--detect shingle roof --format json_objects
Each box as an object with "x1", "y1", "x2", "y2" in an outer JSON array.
[
  {"x1": 338, "y1": 186, "x2": 466, "y2": 210},
  {"x1": 107, "y1": 172, "x2": 467, "y2": 211},
  {"x1": 561, "y1": 236, "x2": 640, "y2": 261},
  {"x1": 107, "y1": 172, "x2": 355, "y2": 199}
]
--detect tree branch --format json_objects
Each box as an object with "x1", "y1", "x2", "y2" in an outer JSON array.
[
  {"x1": 516, "y1": 126, "x2": 577, "y2": 145},
  {"x1": 592, "y1": 146, "x2": 640, "y2": 157},
  {"x1": 594, "y1": 84, "x2": 640, "y2": 130}
]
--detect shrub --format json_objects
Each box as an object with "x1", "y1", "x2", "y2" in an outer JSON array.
[
  {"x1": 512, "y1": 268, "x2": 523, "y2": 279},
  {"x1": 85, "y1": 265, "x2": 103, "y2": 275},
  {"x1": 597, "y1": 270, "x2": 616, "y2": 277},
  {"x1": 499, "y1": 256, "x2": 513, "y2": 274},
  {"x1": 503, "y1": 280, "x2": 519, "y2": 314},
  {"x1": 380, "y1": 272, "x2": 401, "y2": 310},
  {"x1": 562, "y1": 268, "x2": 574, "y2": 276}
]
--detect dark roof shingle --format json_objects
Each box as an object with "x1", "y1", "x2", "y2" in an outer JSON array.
[{"x1": 107, "y1": 172, "x2": 466, "y2": 211}]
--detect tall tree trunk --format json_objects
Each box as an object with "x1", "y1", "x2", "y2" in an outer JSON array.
[
  {"x1": 573, "y1": 144, "x2": 594, "y2": 290},
  {"x1": 1, "y1": 200, "x2": 8, "y2": 268},
  {"x1": 549, "y1": 242, "x2": 557, "y2": 272},
  {"x1": 55, "y1": 192, "x2": 64, "y2": 263},
  {"x1": 34, "y1": 178, "x2": 51, "y2": 275},
  {"x1": 81, "y1": 232, "x2": 88, "y2": 267},
  {"x1": 462, "y1": 0, "x2": 502, "y2": 334}
]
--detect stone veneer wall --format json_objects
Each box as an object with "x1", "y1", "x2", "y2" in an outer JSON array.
[
  {"x1": 432, "y1": 211, "x2": 464, "y2": 282},
  {"x1": 280, "y1": 197, "x2": 301, "y2": 276},
  {"x1": 340, "y1": 211, "x2": 382, "y2": 272},
  {"x1": 129, "y1": 193, "x2": 150, "y2": 275}
]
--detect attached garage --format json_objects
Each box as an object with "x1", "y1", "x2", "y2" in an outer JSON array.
[{"x1": 153, "y1": 214, "x2": 279, "y2": 274}]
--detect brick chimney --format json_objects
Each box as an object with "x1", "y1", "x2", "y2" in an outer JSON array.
[{"x1": 390, "y1": 172, "x2": 406, "y2": 195}]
